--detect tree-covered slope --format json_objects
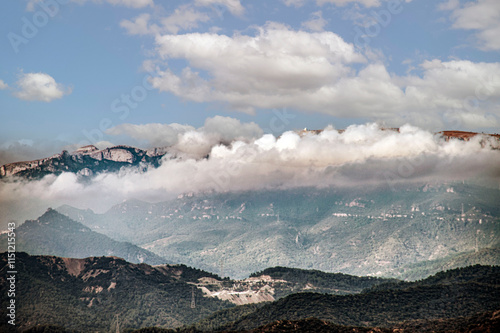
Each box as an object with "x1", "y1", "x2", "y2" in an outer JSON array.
[
  {"x1": 0, "y1": 252, "x2": 232, "y2": 332},
  {"x1": 211, "y1": 265, "x2": 500, "y2": 331}
]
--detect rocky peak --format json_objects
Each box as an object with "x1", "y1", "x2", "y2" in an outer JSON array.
[{"x1": 0, "y1": 144, "x2": 168, "y2": 179}]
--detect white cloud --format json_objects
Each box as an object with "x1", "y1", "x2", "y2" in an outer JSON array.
[
  {"x1": 151, "y1": 23, "x2": 366, "y2": 111},
  {"x1": 302, "y1": 11, "x2": 328, "y2": 32},
  {"x1": 203, "y1": 115, "x2": 264, "y2": 142},
  {"x1": 149, "y1": 23, "x2": 500, "y2": 129},
  {"x1": 438, "y1": 0, "x2": 459, "y2": 11},
  {"x1": 106, "y1": 0, "x2": 153, "y2": 7},
  {"x1": 121, "y1": 6, "x2": 211, "y2": 36},
  {"x1": 282, "y1": 0, "x2": 307, "y2": 7},
  {"x1": 318, "y1": 0, "x2": 413, "y2": 7},
  {"x1": 120, "y1": 1, "x2": 244, "y2": 36},
  {"x1": 194, "y1": 0, "x2": 245, "y2": 16},
  {"x1": 398, "y1": 60, "x2": 500, "y2": 128},
  {"x1": 106, "y1": 116, "x2": 264, "y2": 158},
  {"x1": 282, "y1": 0, "x2": 385, "y2": 7},
  {"x1": 283, "y1": 0, "x2": 413, "y2": 8},
  {"x1": 318, "y1": 0, "x2": 382, "y2": 7},
  {"x1": 161, "y1": 5, "x2": 211, "y2": 34},
  {"x1": 14, "y1": 72, "x2": 72, "y2": 102},
  {"x1": 0, "y1": 80, "x2": 8, "y2": 90},
  {"x1": 26, "y1": 0, "x2": 153, "y2": 11},
  {"x1": 0, "y1": 139, "x2": 81, "y2": 166},
  {"x1": 444, "y1": 110, "x2": 498, "y2": 128},
  {"x1": 106, "y1": 122, "x2": 196, "y2": 147},
  {"x1": 441, "y1": 0, "x2": 500, "y2": 51},
  {"x1": 2, "y1": 123, "x2": 499, "y2": 227},
  {"x1": 120, "y1": 13, "x2": 158, "y2": 35}
]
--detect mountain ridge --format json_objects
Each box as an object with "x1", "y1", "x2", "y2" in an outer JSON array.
[
  {"x1": 0, "y1": 144, "x2": 170, "y2": 179},
  {"x1": 0, "y1": 252, "x2": 232, "y2": 332},
  {"x1": 57, "y1": 183, "x2": 500, "y2": 279},
  {"x1": 0, "y1": 208, "x2": 168, "y2": 265},
  {"x1": 216, "y1": 266, "x2": 500, "y2": 331},
  {"x1": 2, "y1": 129, "x2": 499, "y2": 180},
  {"x1": 2, "y1": 252, "x2": 498, "y2": 332}
]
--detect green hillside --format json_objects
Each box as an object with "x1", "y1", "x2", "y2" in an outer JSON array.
[
  {"x1": 196, "y1": 265, "x2": 500, "y2": 331},
  {"x1": 0, "y1": 252, "x2": 232, "y2": 332},
  {"x1": 389, "y1": 247, "x2": 500, "y2": 281}
]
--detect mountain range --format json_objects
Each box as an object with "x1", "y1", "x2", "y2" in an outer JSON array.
[
  {"x1": 0, "y1": 252, "x2": 229, "y2": 332},
  {"x1": 57, "y1": 182, "x2": 500, "y2": 280},
  {"x1": 1, "y1": 130, "x2": 499, "y2": 180},
  {"x1": 0, "y1": 251, "x2": 393, "y2": 332},
  {"x1": 0, "y1": 208, "x2": 167, "y2": 265},
  {"x1": 0, "y1": 144, "x2": 169, "y2": 180},
  {"x1": 1, "y1": 252, "x2": 499, "y2": 332},
  {"x1": 1, "y1": 130, "x2": 499, "y2": 280},
  {"x1": 1, "y1": 130, "x2": 499, "y2": 332}
]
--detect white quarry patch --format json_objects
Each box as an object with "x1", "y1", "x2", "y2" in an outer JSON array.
[{"x1": 194, "y1": 275, "x2": 287, "y2": 305}]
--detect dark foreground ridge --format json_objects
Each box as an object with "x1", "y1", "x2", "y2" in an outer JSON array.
[
  {"x1": 198, "y1": 265, "x2": 500, "y2": 331},
  {"x1": 1, "y1": 252, "x2": 498, "y2": 332}
]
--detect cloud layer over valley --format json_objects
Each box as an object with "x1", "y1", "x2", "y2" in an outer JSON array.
[{"x1": 1, "y1": 119, "x2": 499, "y2": 228}]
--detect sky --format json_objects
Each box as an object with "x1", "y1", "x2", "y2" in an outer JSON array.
[{"x1": 0, "y1": 0, "x2": 499, "y2": 165}]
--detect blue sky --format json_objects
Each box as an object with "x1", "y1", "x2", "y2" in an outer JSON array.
[{"x1": 1, "y1": 0, "x2": 499, "y2": 164}]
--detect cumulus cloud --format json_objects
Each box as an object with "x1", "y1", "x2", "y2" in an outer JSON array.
[
  {"x1": 106, "y1": 116, "x2": 264, "y2": 158},
  {"x1": 282, "y1": 0, "x2": 387, "y2": 7},
  {"x1": 0, "y1": 139, "x2": 79, "y2": 166},
  {"x1": 318, "y1": 0, "x2": 383, "y2": 7},
  {"x1": 26, "y1": 0, "x2": 153, "y2": 11},
  {"x1": 148, "y1": 23, "x2": 500, "y2": 129},
  {"x1": 203, "y1": 116, "x2": 264, "y2": 141},
  {"x1": 121, "y1": 5, "x2": 213, "y2": 36},
  {"x1": 161, "y1": 5, "x2": 211, "y2": 34},
  {"x1": 0, "y1": 80, "x2": 8, "y2": 90},
  {"x1": 151, "y1": 23, "x2": 366, "y2": 112},
  {"x1": 106, "y1": 122, "x2": 195, "y2": 147},
  {"x1": 106, "y1": 0, "x2": 153, "y2": 7},
  {"x1": 302, "y1": 11, "x2": 328, "y2": 31},
  {"x1": 120, "y1": 13, "x2": 158, "y2": 35},
  {"x1": 441, "y1": 0, "x2": 500, "y2": 51},
  {"x1": 399, "y1": 60, "x2": 500, "y2": 127},
  {"x1": 438, "y1": 0, "x2": 459, "y2": 11},
  {"x1": 14, "y1": 72, "x2": 72, "y2": 102},
  {"x1": 1, "y1": 123, "x2": 499, "y2": 228},
  {"x1": 282, "y1": 0, "x2": 307, "y2": 7},
  {"x1": 194, "y1": 0, "x2": 245, "y2": 16},
  {"x1": 317, "y1": 0, "x2": 413, "y2": 7},
  {"x1": 120, "y1": 0, "x2": 244, "y2": 36}
]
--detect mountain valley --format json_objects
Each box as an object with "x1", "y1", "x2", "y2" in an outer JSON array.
[{"x1": 57, "y1": 183, "x2": 500, "y2": 280}]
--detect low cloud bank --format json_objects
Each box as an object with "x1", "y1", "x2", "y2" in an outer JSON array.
[
  {"x1": 1, "y1": 122, "x2": 499, "y2": 228},
  {"x1": 106, "y1": 115, "x2": 263, "y2": 158}
]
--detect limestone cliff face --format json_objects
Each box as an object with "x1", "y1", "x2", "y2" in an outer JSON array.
[{"x1": 0, "y1": 145, "x2": 169, "y2": 179}]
